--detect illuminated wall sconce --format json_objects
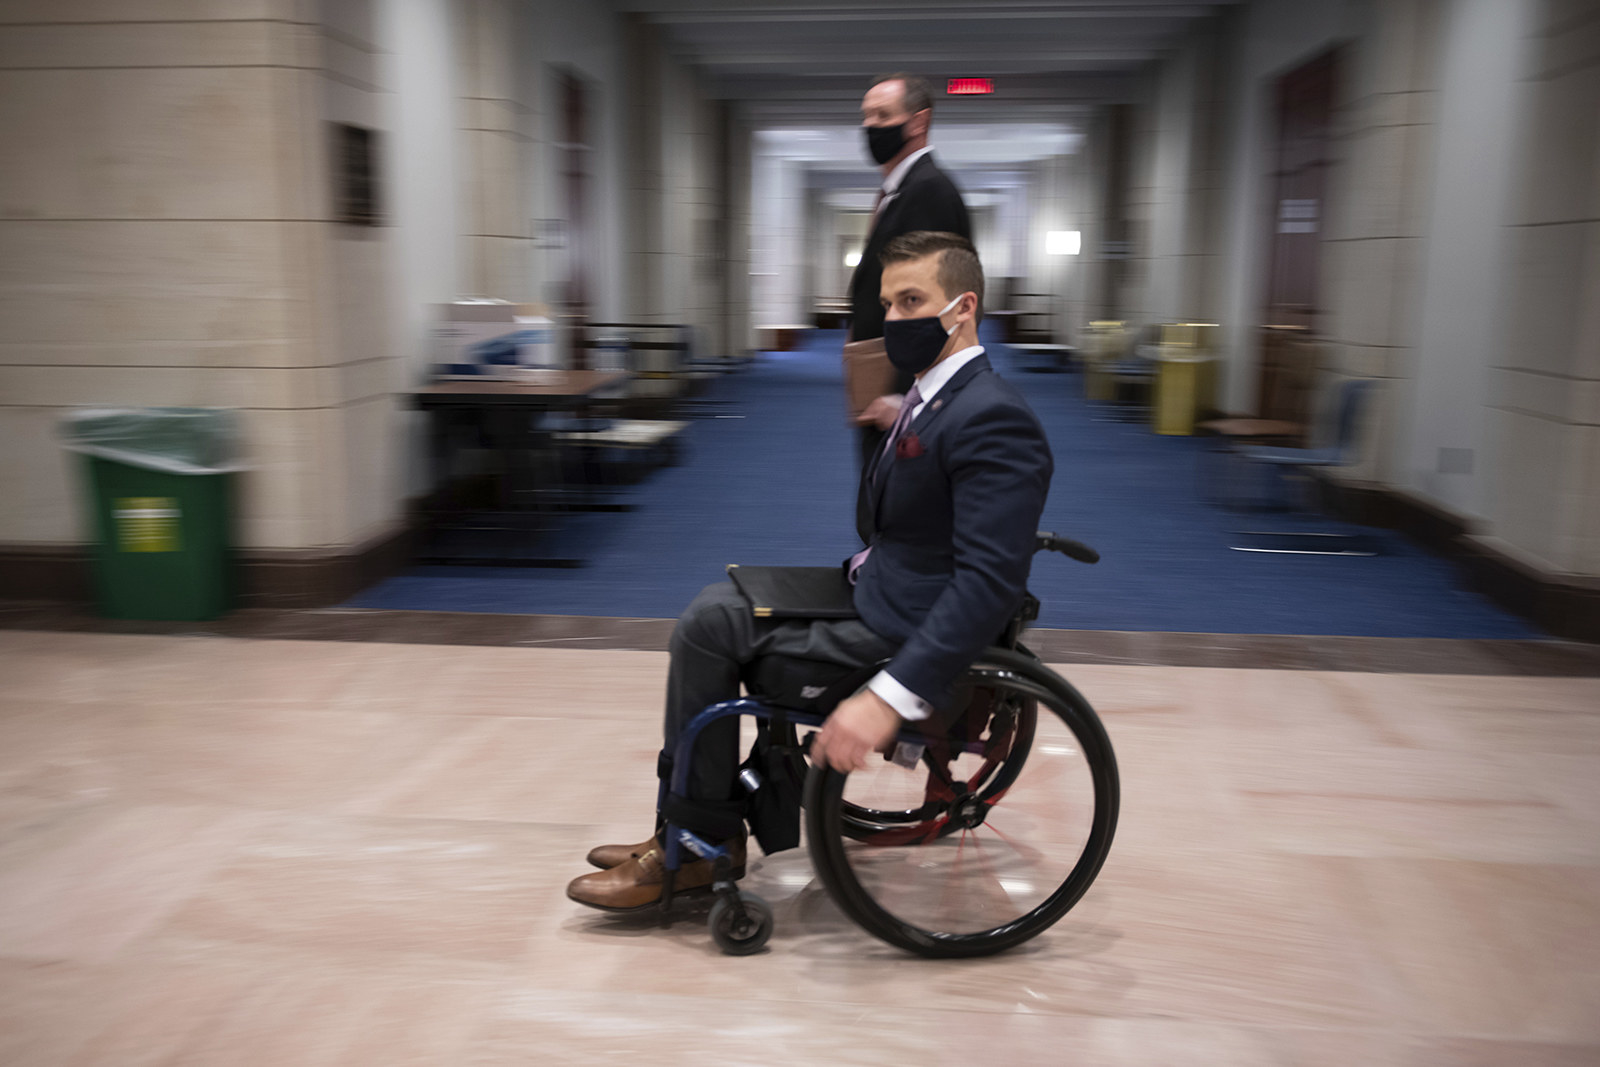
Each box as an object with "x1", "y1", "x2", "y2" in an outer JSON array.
[
  {"x1": 1045, "y1": 231, "x2": 1081, "y2": 256},
  {"x1": 844, "y1": 250, "x2": 862, "y2": 267}
]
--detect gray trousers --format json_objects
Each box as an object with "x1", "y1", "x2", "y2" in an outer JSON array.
[{"x1": 665, "y1": 581, "x2": 898, "y2": 806}]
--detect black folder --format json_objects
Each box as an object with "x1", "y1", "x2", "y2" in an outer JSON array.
[{"x1": 726, "y1": 564, "x2": 858, "y2": 620}]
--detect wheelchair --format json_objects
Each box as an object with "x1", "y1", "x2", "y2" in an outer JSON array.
[{"x1": 654, "y1": 533, "x2": 1120, "y2": 959}]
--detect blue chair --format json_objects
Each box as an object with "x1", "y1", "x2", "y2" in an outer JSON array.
[{"x1": 1228, "y1": 378, "x2": 1381, "y2": 555}]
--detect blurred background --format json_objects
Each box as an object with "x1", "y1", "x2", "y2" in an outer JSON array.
[
  {"x1": 3, "y1": 5, "x2": 1600, "y2": 1061},
  {"x1": 1, "y1": 0, "x2": 1597, "y2": 642}
]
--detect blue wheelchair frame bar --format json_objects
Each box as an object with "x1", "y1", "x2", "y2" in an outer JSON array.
[{"x1": 658, "y1": 698, "x2": 826, "y2": 878}]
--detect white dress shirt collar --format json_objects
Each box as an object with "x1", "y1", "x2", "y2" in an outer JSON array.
[
  {"x1": 911, "y1": 344, "x2": 984, "y2": 416},
  {"x1": 882, "y1": 146, "x2": 934, "y2": 197}
]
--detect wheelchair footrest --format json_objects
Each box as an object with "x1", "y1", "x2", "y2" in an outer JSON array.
[{"x1": 674, "y1": 827, "x2": 728, "y2": 866}]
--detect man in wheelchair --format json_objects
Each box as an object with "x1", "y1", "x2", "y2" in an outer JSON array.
[{"x1": 568, "y1": 231, "x2": 1055, "y2": 912}]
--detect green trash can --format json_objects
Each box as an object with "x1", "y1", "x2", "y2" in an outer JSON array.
[{"x1": 61, "y1": 408, "x2": 244, "y2": 621}]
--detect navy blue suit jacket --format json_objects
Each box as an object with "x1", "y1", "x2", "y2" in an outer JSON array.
[{"x1": 852, "y1": 353, "x2": 1054, "y2": 708}]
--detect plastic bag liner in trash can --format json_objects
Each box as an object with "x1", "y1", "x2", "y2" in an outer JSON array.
[
  {"x1": 60, "y1": 407, "x2": 246, "y2": 474},
  {"x1": 61, "y1": 407, "x2": 245, "y2": 620}
]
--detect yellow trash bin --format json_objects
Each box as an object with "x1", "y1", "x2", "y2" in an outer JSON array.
[
  {"x1": 1154, "y1": 352, "x2": 1202, "y2": 434},
  {"x1": 1152, "y1": 323, "x2": 1218, "y2": 435}
]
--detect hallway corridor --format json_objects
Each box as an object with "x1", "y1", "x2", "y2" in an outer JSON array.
[{"x1": 353, "y1": 331, "x2": 1539, "y2": 639}]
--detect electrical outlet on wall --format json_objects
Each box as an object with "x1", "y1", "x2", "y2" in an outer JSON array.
[{"x1": 1437, "y1": 448, "x2": 1474, "y2": 475}]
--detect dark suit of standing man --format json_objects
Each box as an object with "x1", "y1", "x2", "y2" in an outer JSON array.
[
  {"x1": 566, "y1": 232, "x2": 1054, "y2": 914},
  {"x1": 849, "y1": 72, "x2": 972, "y2": 468}
]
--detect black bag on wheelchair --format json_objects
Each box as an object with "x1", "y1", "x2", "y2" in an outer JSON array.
[
  {"x1": 733, "y1": 628, "x2": 896, "y2": 855},
  {"x1": 666, "y1": 565, "x2": 882, "y2": 857},
  {"x1": 656, "y1": 708, "x2": 810, "y2": 857},
  {"x1": 737, "y1": 717, "x2": 805, "y2": 855},
  {"x1": 656, "y1": 653, "x2": 872, "y2": 856},
  {"x1": 737, "y1": 655, "x2": 877, "y2": 856}
]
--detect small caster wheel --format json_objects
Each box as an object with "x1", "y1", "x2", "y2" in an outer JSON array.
[{"x1": 709, "y1": 891, "x2": 773, "y2": 956}]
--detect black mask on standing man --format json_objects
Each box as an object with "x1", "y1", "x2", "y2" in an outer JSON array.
[{"x1": 865, "y1": 123, "x2": 906, "y2": 166}]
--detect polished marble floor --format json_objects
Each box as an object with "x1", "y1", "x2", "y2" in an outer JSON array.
[{"x1": 2, "y1": 628, "x2": 1598, "y2": 1065}]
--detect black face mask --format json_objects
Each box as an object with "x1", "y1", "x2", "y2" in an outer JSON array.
[
  {"x1": 864, "y1": 122, "x2": 906, "y2": 166},
  {"x1": 882, "y1": 295, "x2": 962, "y2": 375}
]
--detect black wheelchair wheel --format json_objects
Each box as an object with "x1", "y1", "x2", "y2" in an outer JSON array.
[
  {"x1": 709, "y1": 891, "x2": 774, "y2": 956},
  {"x1": 804, "y1": 648, "x2": 1119, "y2": 959}
]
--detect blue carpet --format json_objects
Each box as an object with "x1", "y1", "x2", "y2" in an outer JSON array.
[{"x1": 350, "y1": 327, "x2": 1541, "y2": 639}]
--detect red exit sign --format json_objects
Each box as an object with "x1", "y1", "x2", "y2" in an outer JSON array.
[{"x1": 947, "y1": 78, "x2": 994, "y2": 95}]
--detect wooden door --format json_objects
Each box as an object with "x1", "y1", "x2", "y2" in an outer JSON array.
[{"x1": 1258, "y1": 48, "x2": 1339, "y2": 425}]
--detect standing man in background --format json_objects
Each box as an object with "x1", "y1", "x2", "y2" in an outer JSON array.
[{"x1": 846, "y1": 72, "x2": 972, "y2": 468}]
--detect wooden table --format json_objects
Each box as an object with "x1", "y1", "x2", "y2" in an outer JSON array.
[
  {"x1": 413, "y1": 371, "x2": 627, "y2": 409},
  {"x1": 1198, "y1": 417, "x2": 1302, "y2": 440},
  {"x1": 411, "y1": 372, "x2": 629, "y2": 566}
]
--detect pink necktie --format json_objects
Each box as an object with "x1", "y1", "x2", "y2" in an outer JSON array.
[
  {"x1": 875, "y1": 383, "x2": 922, "y2": 476},
  {"x1": 850, "y1": 384, "x2": 922, "y2": 584}
]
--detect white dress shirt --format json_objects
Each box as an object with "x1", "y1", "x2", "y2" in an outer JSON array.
[
  {"x1": 875, "y1": 146, "x2": 934, "y2": 217},
  {"x1": 864, "y1": 343, "x2": 987, "y2": 721}
]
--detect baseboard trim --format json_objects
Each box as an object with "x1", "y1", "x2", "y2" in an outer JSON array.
[
  {"x1": 3, "y1": 605, "x2": 1598, "y2": 675},
  {"x1": 236, "y1": 521, "x2": 420, "y2": 609},
  {"x1": 1317, "y1": 475, "x2": 1600, "y2": 643},
  {"x1": 1452, "y1": 534, "x2": 1600, "y2": 644},
  {"x1": 0, "y1": 544, "x2": 91, "y2": 602},
  {"x1": 0, "y1": 519, "x2": 418, "y2": 611}
]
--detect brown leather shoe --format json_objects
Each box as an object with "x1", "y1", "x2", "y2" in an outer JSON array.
[
  {"x1": 566, "y1": 836, "x2": 747, "y2": 913},
  {"x1": 585, "y1": 836, "x2": 657, "y2": 870}
]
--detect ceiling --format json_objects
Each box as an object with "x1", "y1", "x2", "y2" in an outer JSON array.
[
  {"x1": 757, "y1": 124, "x2": 1080, "y2": 170},
  {"x1": 615, "y1": 0, "x2": 1242, "y2": 127},
  {"x1": 756, "y1": 123, "x2": 1075, "y2": 200}
]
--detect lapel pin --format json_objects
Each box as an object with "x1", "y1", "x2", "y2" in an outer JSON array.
[{"x1": 932, "y1": 399, "x2": 944, "y2": 411}]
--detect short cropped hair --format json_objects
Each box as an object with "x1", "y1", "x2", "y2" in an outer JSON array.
[
  {"x1": 871, "y1": 72, "x2": 934, "y2": 119},
  {"x1": 880, "y1": 231, "x2": 984, "y2": 323}
]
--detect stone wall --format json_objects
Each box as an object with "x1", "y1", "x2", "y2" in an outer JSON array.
[
  {"x1": 1483, "y1": 0, "x2": 1600, "y2": 575},
  {"x1": 0, "y1": 0, "x2": 404, "y2": 557}
]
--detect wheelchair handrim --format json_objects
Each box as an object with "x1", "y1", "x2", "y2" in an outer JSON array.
[{"x1": 837, "y1": 694, "x2": 1038, "y2": 843}]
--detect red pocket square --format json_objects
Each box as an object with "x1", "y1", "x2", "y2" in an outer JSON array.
[{"x1": 896, "y1": 433, "x2": 924, "y2": 459}]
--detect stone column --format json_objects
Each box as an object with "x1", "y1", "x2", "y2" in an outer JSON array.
[
  {"x1": 0, "y1": 0, "x2": 406, "y2": 602},
  {"x1": 1319, "y1": 0, "x2": 1444, "y2": 484},
  {"x1": 1122, "y1": 23, "x2": 1225, "y2": 329},
  {"x1": 620, "y1": 15, "x2": 728, "y2": 353},
  {"x1": 1481, "y1": 0, "x2": 1600, "y2": 577},
  {"x1": 724, "y1": 105, "x2": 755, "y2": 356},
  {"x1": 620, "y1": 14, "x2": 664, "y2": 324},
  {"x1": 452, "y1": 0, "x2": 536, "y2": 302}
]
